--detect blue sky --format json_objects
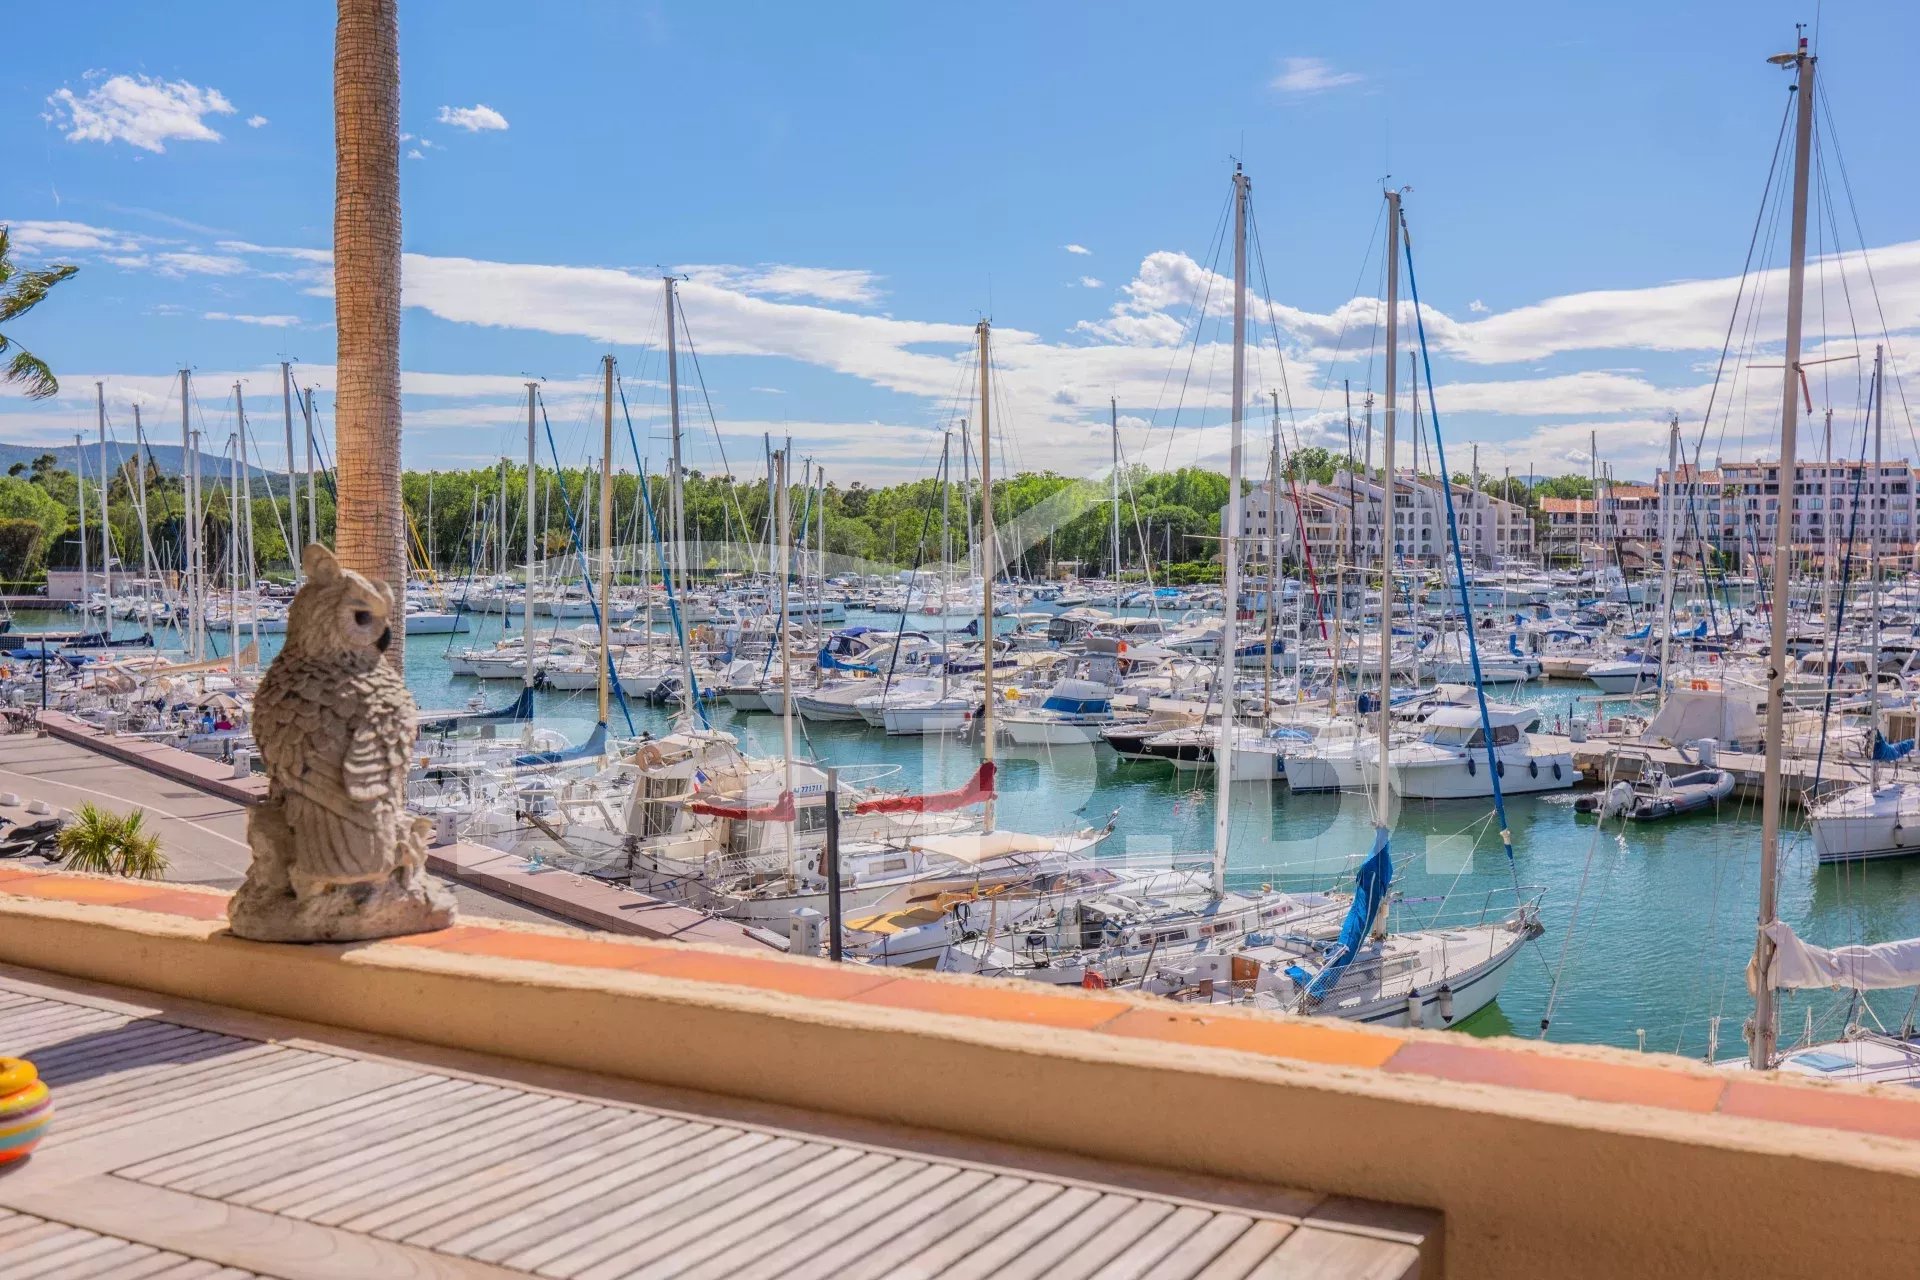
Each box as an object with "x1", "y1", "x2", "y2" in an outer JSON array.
[{"x1": 5, "y1": 2, "x2": 1919, "y2": 485}]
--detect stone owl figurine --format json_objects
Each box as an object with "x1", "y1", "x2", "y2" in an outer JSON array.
[{"x1": 228, "y1": 544, "x2": 455, "y2": 942}]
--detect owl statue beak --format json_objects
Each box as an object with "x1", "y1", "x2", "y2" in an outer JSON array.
[{"x1": 376, "y1": 626, "x2": 393, "y2": 653}]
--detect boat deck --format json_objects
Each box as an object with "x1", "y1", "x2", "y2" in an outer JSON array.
[{"x1": 0, "y1": 965, "x2": 1436, "y2": 1279}]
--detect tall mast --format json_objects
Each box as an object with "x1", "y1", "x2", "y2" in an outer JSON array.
[
  {"x1": 239, "y1": 388, "x2": 259, "y2": 662},
  {"x1": 1265, "y1": 389, "x2": 1280, "y2": 711},
  {"x1": 1211, "y1": 164, "x2": 1249, "y2": 899},
  {"x1": 1109, "y1": 396, "x2": 1122, "y2": 579},
  {"x1": 499, "y1": 456, "x2": 510, "y2": 581},
  {"x1": 96, "y1": 383, "x2": 111, "y2": 631},
  {"x1": 132, "y1": 405, "x2": 154, "y2": 618},
  {"x1": 664, "y1": 277, "x2": 687, "y2": 614},
  {"x1": 774, "y1": 449, "x2": 796, "y2": 876},
  {"x1": 180, "y1": 370, "x2": 197, "y2": 656},
  {"x1": 525, "y1": 382, "x2": 538, "y2": 692},
  {"x1": 227, "y1": 416, "x2": 240, "y2": 663},
  {"x1": 1750, "y1": 32, "x2": 1816, "y2": 1071},
  {"x1": 75, "y1": 430, "x2": 89, "y2": 626},
  {"x1": 281, "y1": 362, "x2": 301, "y2": 564},
  {"x1": 1657, "y1": 415, "x2": 1680, "y2": 707},
  {"x1": 960, "y1": 419, "x2": 973, "y2": 583},
  {"x1": 302, "y1": 388, "x2": 318, "y2": 555},
  {"x1": 976, "y1": 320, "x2": 997, "y2": 832},
  {"x1": 939, "y1": 430, "x2": 952, "y2": 691},
  {"x1": 598, "y1": 355, "x2": 614, "y2": 732},
  {"x1": 1870, "y1": 345, "x2": 1884, "y2": 789},
  {"x1": 1378, "y1": 188, "x2": 1402, "y2": 834}
]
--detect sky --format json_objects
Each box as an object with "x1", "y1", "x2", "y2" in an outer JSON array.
[{"x1": 5, "y1": 1, "x2": 1920, "y2": 488}]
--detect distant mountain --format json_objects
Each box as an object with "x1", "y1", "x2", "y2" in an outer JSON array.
[{"x1": 0, "y1": 442, "x2": 285, "y2": 483}]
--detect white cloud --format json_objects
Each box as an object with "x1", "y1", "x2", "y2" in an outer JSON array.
[
  {"x1": 44, "y1": 74, "x2": 236, "y2": 153},
  {"x1": 1064, "y1": 244, "x2": 1091, "y2": 256},
  {"x1": 245, "y1": 114, "x2": 268, "y2": 129},
  {"x1": 1270, "y1": 57, "x2": 1363, "y2": 96},
  {"x1": 154, "y1": 251, "x2": 247, "y2": 277},
  {"x1": 407, "y1": 149, "x2": 425, "y2": 161},
  {"x1": 1469, "y1": 299, "x2": 1489, "y2": 313},
  {"x1": 437, "y1": 104, "x2": 509, "y2": 132},
  {"x1": 6, "y1": 220, "x2": 137, "y2": 254},
  {"x1": 203, "y1": 312, "x2": 299, "y2": 327},
  {"x1": 1077, "y1": 276, "x2": 1104, "y2": 289},
  {"x1": 677, "y1": 263, "x2": 884, "y2": 305}
]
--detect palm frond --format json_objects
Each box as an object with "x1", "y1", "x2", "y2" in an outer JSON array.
[
  {"x1": 3, "y1": 349, "x2": 59, "y2": 400},
  {"x1": 56, "y1": 803, "x2": 169, "y2": 879},
  {"x1": 0, "y1": 263, "x2": 79, "y2": 325}
]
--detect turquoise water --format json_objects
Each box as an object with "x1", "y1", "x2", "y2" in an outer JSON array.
[{"x1": 31, "y1": 606, "x2": 1920, "y2": 1061}]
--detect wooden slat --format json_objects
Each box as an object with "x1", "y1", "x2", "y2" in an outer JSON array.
[
  {"x1": 1104, "y1": 1208, "x2": 1251, "y2": 1280},
  {"x1": 14, "y1": 1234, "x2": 130, "y2": 1278},
  {"x1": 175, "y1": 1078, "x2": 499, "y2": 1201},
  {"x1": 779, "y1": 1167, "x2": 996, "y2": 1280},
  {"x1": 1033, "y1": 1198, "x2": 1178, "y2": 1280},
  {"x1": 569, "y1": 1143, "x2": 867, "y2": 1280},
  {"x1": 137, "y1": 1077, "x2": 470, "y2": 1192},
  {"x1": 1247, "y1": 1225, "x2": 1421, "y2": 1280},
  {"x1": 115, "y1": 1076, "x2": 443, "y2": 1182},
  {"x1": 497, "y1": 1132, "x2": 801, "y2": 1273},
  {"x1": 286, "y1": 1096, "x2": 597, "y2": 1224},
  {"x1": 902, "y1": 1183, "x2": 1100, "y2": 1280},
  {"x1": 972, "y1": 1192, "x2": 1141, "y2": 1280},
  {"x1": 1191, "y1": 1220, "x2": 1297, "y2": 1280},
  {"x1": 229, "y1": 1084, "x2": 533, "y2": 1211},
  {"x1": 59, "y1": 1054, "x2": 346, "y2": 1139},
  {"x1": 829, "y1": 1173, "x2": 1032, "y2": 1280},
  {"x1": 421, "y1": 1119, "x2": 725, "y2": 1256},
  {"x1": 348, "y1": 1111, "x2": 657, "y2": 1239},
  {"x1": 661, "y1": 1154, "x2": 914, "y2": 1280}
]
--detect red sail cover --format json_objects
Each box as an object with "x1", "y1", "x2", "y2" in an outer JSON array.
[
  {"x1": 688, "y1": 791, "x2": 796, "y2": 822},
  {"x1": 853, "y1": 762, "x2": 997, "y2": 815}
]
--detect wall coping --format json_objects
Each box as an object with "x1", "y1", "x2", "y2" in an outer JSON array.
[{"x1": 1, "y1": 865, "x2": 1917, "y2": 1278}]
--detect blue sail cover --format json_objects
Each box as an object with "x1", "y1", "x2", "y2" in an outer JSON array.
[
  {"x1": 1625, "y1": 623, "x2": 1652, "y2": 640},
  {"x1": 818, "y1": 647, "x2": 879, "y2": 674},
  {"x1": 1291, "y1": 826, "x2": 1393, "y2": 1003},
  {"x1": 1507, "y1": 632, "x2": 1525, "y2": 658},
  {"x1": 1873, "y1": 731, "x2": 1916, "y2": 763},
  {"x1": 513, "y1": 720, "x2": 608, "y2": 767}
]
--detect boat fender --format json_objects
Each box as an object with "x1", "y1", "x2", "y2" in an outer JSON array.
[
  {"x1": 1529, "y1": 760, "x2": 1539, "y2": 779},
  {"x1": 1553, "y1": 762, "x2": 1563, "y2": 780},
  {"x1": 1466, "y1": 756, "x2": 1476, "y2": 777},
  {"x1": 1496, "y1": 760, "x2": 1505, "y2": 778},
  {"x1": 1437, "y1": 984, "x2": 1455, "y2": 1023},
  {"x1": 1405, "y1": 990, "x2": 1424, "y2": 1027}
]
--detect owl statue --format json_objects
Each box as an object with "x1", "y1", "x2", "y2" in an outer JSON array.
[{"x1": 228, "y1": 544, "x2": 455, "y2": 942}]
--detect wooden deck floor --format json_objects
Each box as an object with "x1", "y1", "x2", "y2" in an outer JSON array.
[{"x1": 0, "y1": 966, "x2": 1435, "y2": 1279}]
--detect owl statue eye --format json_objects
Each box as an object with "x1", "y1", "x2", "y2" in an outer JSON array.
[{"x1": 353, "y1": 609, "x2": 372, "y2": 626}]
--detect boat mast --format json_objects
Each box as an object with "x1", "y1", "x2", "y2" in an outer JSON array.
[
  {"x1": 96, "y1": 384, "x2": 111, "y2": 634},
  {"x1": 1657, "y1": 414, "x2": 1680, "y2": 708},
  {"x1": 1110, "y1": 397, "x2": 1122, "y2": 580},
  {"x1": 940, "y1": 430, "x2": 952, "y2": 694},
  {"x1": 178, "y1": 372, "x2": 195, "y2": 657},
  {"x1": 1378, "y1": 187, "x2": 1402, "y2": 836},
  {"x1": 226, "y1": 413, "x2": 240, "y2": 663},
  {"x1": 598, "y1": 355, "x2": 614, "y2": 735},
  {"x1": 131, "y1": 405, "x2": 155, "y2": 622},
  {"x1": 238, "y1": 387, "x2": 258, "y2": 663},
  {"x1": 1870, "y1": 344, "x2": 1884, "y2": 788},
  {"x1": 1211, "y1": 164, "x2": 1249, "y2": 900},
  {"x1": 281, "y1": 362, "x2": 301, "y2": 564},
  {"x1": 525, "y1": 381, "x2": 538, "y2": 693},
  {"x1": 302, "y1": 388, "x2": 319, "y2": 555},
  {"x1": 664, "y1": 277, "x2": 687, "y2": 626},
  {"x1": 1266, "y1": 389, "x2": 1280, "y2": 711},
  {"x1": 976, "y1": 320, "x2": 997, "y2": 832},
  {"x1": 774, "y1": 448, "x2": 796, "y2": 876},
  {"x1": 75, "y1": 430, "x2": 89, "y2": 630},
  {"x1": 1750, "y1": 32, "x2": 1816, "y2": 1072}
]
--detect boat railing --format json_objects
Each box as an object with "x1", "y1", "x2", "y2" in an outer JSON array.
[{"x1": 1392, "y1": 882, "x2": 1548, "y2": 930}]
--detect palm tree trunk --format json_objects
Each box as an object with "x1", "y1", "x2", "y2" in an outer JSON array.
[{"x1": 334, "y1": 0, "x2": 406, "y2": 670}]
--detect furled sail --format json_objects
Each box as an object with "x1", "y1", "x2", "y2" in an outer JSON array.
[
  {"x1": 1758, "y1": 921, "x2": 1920, "y2": 992},
  {"x1": 1290, "y1": 826, "x2": 1393, "y2": 1003},
  {"x1": 853, "y1": 762, "x2": 996, "y2": 816}
]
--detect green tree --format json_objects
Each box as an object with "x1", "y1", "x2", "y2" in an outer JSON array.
[
  {"x1": 0, "y1": 228, "x2": 79, "y2": 399},
  {"x1": 0, "y1": 518, "x2": 44, "y2": 582}
]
